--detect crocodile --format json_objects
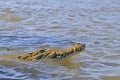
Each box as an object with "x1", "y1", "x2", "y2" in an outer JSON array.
[{"x1": 17, "y1": 43, "x2": 85, "y2": 61}]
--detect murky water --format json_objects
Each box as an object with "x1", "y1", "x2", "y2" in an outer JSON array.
[{"x1": 0, "y1": 0, "x2": 120, "y2": 80}]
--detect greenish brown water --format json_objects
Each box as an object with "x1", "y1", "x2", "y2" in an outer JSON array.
[{"x1": 0, "y1": 0, "x2": 120, "y2": 80}]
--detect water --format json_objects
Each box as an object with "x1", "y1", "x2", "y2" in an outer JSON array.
[{"x1": 0, "y1": 0, "x2": 120, "y2": 80}]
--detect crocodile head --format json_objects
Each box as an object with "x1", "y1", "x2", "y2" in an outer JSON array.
[
  {"x1": 72, "y1": 43, "x2": 86, "y2": 51},
  {"x1": 45, "y1": 43, "x2": 86, "y2": 59}
]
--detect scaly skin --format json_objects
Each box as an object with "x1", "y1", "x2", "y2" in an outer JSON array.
[{"x1": 17, "y1": 43, "x2": 85, "y2": 61}]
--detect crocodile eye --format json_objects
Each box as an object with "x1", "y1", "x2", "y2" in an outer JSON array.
[
  {"x1": 39, "y1": 49, "x2": 45, "y2": 53},
  {"x1": 18, "y1": 56, "x2": 22, "y2": 59}
]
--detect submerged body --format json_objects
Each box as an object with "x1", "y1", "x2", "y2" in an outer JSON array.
[{"x1": 17, "y1": 43, "x2": 85, "y2": 61}]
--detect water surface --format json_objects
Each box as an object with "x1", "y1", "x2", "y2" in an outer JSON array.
[{"x1": 0, "y1": 0, "x2": 120, "y2": 80}]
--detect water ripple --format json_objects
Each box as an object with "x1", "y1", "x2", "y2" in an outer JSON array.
[{"x1": 0, "y1": 0, "x2": 120, "y2": 80}]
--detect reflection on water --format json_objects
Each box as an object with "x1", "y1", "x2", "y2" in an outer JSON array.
[
  {"x1": 0, "y1": 53, "x2": 83, "y2": 80},
  {"x1": 0, "y1": 0, "x2": 120, "y2": 80}
]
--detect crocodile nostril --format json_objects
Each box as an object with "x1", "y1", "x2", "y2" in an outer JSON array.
[{"x1": 82, "y1": 44, "x2": 86, "y2": 49}]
